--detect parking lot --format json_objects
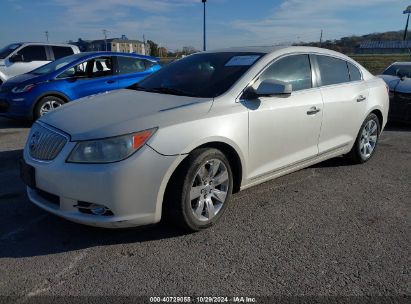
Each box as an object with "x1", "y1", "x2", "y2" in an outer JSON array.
[{"x1": 0, "y1": 116, "x2": 409, "y2": 299}]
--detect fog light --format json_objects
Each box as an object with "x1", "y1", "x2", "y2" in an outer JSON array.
[
  {"x1": 74, "y1": 201, "x2": 114, "y2": 216},
  {"x1": 90, "y1": 204, "x2": 107, "y2": 215}
]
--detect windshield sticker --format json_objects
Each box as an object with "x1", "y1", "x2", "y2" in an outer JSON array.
[{"x1": 225, "y1": 55, "x2": 260, "y2": 66}]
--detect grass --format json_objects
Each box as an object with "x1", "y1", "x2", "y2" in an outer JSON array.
[{"x1": 349, "y1": 54, "x2": 411, "y2": 75}]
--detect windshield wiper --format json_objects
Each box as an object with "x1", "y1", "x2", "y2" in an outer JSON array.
[
  {"x1": 129, "y1": 84, "x2": 199, "y2": 97},
  {"x1": 149, "y1": 87, "x2": 200, "y2": 97},
  {"x1": 126, "y1": 83, "x2": 153, "y2": 92}
]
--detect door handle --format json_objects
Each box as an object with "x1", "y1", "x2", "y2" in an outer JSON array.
[
  {"x1": 106, "y1": 80, "x2": 116, "y2": 84},
  {"x1": 357, "y1": 95, "x2": 367, "y2": 102},
  {"x1": 307, "y1": 106, "x2": 321, "y2": 115}
]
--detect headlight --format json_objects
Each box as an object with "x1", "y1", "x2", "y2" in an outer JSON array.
[
  {"x1": 11, "y1": 83, "x2": 36, "y2": 93},
  {"x1": 67, "y1": 128, "x2": 157, "y2": 163}
]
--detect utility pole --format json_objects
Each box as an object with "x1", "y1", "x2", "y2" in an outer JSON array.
[
  {"x1": 143, "y1": 34, "x2": 146, "y2": 55},
  {"x1": 404, "y1": 6, "x2": 411, "y2": 40},
  {"x1": 319, "y1": 29, "x2": 323, "y2": 47},
  {"x1": 103, "y1": 29, "x2": 108, "y2": 51},
  {"x1": 45, "y1": 31, "x2": 49, "y2": 42},
  {"x1": 202, "y1": 0, "x2": 207, "y2": 51}
]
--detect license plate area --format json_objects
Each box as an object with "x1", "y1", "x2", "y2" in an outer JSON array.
[{"x1": 19, "y1": 159, "x2": 36, "y2": 188}]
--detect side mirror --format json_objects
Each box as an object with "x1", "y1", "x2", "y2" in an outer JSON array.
[
  {"x1": 9, "y1": 54, "x2": 24, "y2": 63},
  {"x1": 396, "y1": 69, "x2": 408, "y2": 81},
  {"x1": 255, "y1": 79, "x2": 292, "y2": 97},
  {"x1": 242, "y1": 79, "x2": 292, "y2": 100}
]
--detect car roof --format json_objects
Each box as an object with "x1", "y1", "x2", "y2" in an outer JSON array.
[
  {"x1": 209, "y1": 45, "x2": 288, "y2": 54},
  {"x1": 205, "y1": 45, "x2": 354, "y2": 59},
  {"x1": 390, "y1": 62, "x2": 411, "y2": 66},
  {"x1": 78, "y1": 51, "x2": 159, "y2": 62},
  {"x1": 16, "y1": 42, "x2": 77, "y2": 47}
]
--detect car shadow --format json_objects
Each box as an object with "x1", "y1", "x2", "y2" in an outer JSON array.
[
  {"x1": 0, "y1": 117, "x2": 32, "y2": 129},
  {"x1": 385, "y1": 121, "x2": 411, "y2": 132},
  {"x1": 1, "y1": 121, "x2": 409, "y2": 258},
  {"x1": 310, "y1": 156, "x2": 353, "y2": 168},
  {"x1": 0, "y1": 149, "x2": 189, "y2": 258}
]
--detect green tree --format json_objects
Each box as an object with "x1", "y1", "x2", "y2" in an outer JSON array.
[{"x1": 147, "y1": 40, "x2": 159, "y2": 57}]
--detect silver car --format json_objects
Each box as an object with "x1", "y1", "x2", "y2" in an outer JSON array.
[{"x1": 21, "y1": 46, "x2": 389, "y2": 231}]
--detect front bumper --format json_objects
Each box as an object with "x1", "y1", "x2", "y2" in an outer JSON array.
[
  {"x1": 0, "y1": 91, "x2": 32, "y2": 119},
  {"x1": 389, "y1": 92, "x2": 411, "y2": 123},
  {"x1": 24, "y1": 142, "x2": 182, "y2": 228}
]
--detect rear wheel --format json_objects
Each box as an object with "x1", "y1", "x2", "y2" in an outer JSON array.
[
  {"x1": 34, "y1": 96, "x2": 65, "y2": 120},
  {"x1": 347, "y1": 113, "x2": 380, "y2": 164},
  {"x1": 163, "y1": 148, "x2": 233, "y2": 231}
]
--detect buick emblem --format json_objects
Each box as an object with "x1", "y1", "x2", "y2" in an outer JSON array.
[{"x1": 29, "y1": 131, "x2": 41, "y2": 153}]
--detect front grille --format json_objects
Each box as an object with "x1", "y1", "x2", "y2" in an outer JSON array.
[
  {"x1": 0, "y1": 100, "x2": 9, "y2": 113},
  {"x1": 28, "y1": 123, "x2": 68, "y2": 161}
]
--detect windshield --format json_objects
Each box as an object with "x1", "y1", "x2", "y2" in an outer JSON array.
[
  {"x1": 0, "y1": 43, "x2": 22, "y2": 59},
  {"x1": 30, "y1": 53, "x2": 84, "y2": 75},
  {"x1": 132, "y1": 52, "x2": 264, "y2": 98},
  {"x1": 383, "y1": 64, "x2": 411, "y2": 78}
]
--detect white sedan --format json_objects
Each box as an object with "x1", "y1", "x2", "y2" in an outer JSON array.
[{"x1": 21, "y1": 46, "x2": 389, "y2": 231}]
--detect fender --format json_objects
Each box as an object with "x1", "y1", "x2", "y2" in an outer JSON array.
[
  {"x1": 152, "y1": 136, "x2": 247, "y2": 222},
  {"x1": 29, "y1": 91, "x2": 71, "y2": 120}
]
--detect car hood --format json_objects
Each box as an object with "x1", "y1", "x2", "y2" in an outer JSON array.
[
  {"x1": 0, "y1": 59, "x2": 5, "y2": 67},
  {"x1": 39, "y1": 89, "x2": 213, "y2": 141},
  {"x1": 378, "y1": 74, "x2": 411, "y2": 93},
  {"x1": 4, "y1": 73, "x2": 48, "y2": 86}
]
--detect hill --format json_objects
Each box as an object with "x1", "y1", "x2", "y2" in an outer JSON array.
[{"x1": 296, "y1": 30, "x2": 407, "y2": 54}]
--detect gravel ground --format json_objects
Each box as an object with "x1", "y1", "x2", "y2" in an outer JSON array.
[{"x1": 0, "y1": 117, "x2": 409, "y2": 302}]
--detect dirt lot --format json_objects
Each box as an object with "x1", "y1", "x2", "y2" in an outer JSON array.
[{"x1": 0, "y1": 117, "x2": 410, "y2": 301}]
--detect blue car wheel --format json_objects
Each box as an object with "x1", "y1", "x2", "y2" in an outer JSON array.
[{"x1": 34, "y1": 96, "x2": 65, "y2": 120}]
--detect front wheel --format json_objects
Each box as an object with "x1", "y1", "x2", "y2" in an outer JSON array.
[
  {"x1": 347, "y1": 113, "x2": 380, "y2": 164},
  {"x1": 163, "y1": 148, "x2": 233, "y2": 231},
  {"x1": 34, "y1": 96, "x2": 65, "y2": 120}
]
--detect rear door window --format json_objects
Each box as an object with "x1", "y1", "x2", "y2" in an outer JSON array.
[
  {"x1": 317, "y1": 55, "x2": 350, "y2": 86},
  {"x1": 117, "y1": 56, "x2": 147, "y2": 74},
  {"x1": 17, "y1": 45, "x2": 47, "y2": 61},
  {"x1": 52, "y1": 46, "x2": 74, "y2": 59}
]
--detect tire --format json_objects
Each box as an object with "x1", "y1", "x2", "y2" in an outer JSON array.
[
  {"x1": 346, "y1": 113, "x2": 381, "y2": 164},
  {"x1": 163, "y1": 148, "x2": 234, "y2": 231},
  {"x1": 34, "y1": 96, "x2": 65, "y2": 120}
]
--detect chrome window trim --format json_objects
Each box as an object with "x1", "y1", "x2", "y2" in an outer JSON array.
[
  {"x1": 236, "y1": 51, "x2": 365, "y2": 102},
  {"x1": 236, "y1": 52, "x2": 318, "y2": 102}
]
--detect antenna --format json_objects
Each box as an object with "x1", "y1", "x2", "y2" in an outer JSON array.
[{"x1": 45, "y1": 31, "x2": 49, "y2": 42}]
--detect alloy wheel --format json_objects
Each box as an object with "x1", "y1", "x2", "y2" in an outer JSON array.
[
  {"x1": 190, "y1": 159, "x2": 230, "y2": 222},
  {"x1": 360, "y1": 119, "x2": 378, "y2": 159},
  {"x1": 39, "y1": 100, "x2": 62, "y2": 116}
]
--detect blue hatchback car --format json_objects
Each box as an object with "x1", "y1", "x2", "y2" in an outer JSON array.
[{"x1": 0, "y1": 52, "x2": 160, "y2": 120}]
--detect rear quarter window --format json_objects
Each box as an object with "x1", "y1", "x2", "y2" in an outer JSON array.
[{"x1": 347, "y1": 62, "x2": 362, "y2": 81}]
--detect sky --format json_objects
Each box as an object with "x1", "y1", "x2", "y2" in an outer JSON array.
[{"x1": 0, "y1": 0, "x2": 409, "y2": 51}]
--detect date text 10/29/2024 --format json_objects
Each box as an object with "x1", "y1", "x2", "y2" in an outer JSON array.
[{"x1": 149, "y1": 296, "x2": 257, "y2": 303}]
